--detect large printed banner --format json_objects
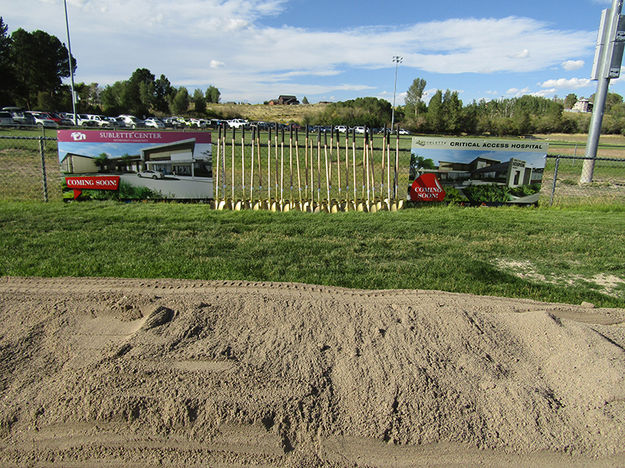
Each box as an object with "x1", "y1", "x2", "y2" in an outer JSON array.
[
  {"x1": 57, "y1": 130, "x2": 212, "y2": 200},
  {"x1": 410, "y1": 137, "x2": 548, "y2": 205}
]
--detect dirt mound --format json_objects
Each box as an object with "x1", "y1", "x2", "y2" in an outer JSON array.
[{"x1": 0, "y1": 277, "x2": 624, "y2": 466}]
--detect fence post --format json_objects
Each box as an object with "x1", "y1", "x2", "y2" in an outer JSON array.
[
  {"x1": 549, "y1": 157, "x2": 560, "y2": 207},
  {"x1": 39, "y1": 136, "x2": 49, "y2": 202}
]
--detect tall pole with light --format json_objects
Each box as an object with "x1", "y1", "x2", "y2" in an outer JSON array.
[
  {"x1": 390, "y1": 56, "x2": 402, "y2": 133},
  {"x1": 63, "y1": 0, "x2": 77, "y2": 123},
  {"x1": 582, "y1": 0, "x2": 624, "y2": 183}
]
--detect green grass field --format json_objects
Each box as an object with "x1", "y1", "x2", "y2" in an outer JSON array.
[
  {"x1": 1, "y1": 128, "x2": 624, "y2": 308},
  {"x1": 1, "y1": 201, "x2": 624, "y2": 307}
]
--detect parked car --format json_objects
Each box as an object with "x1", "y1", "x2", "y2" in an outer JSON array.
[
  {"x1": 137, "y1": 169, "x2": 164, "y2": 179},
  {"x1": 27, "y1": 112, "x2": 58, "y2": 128},
  {"x1": 336, "y1": 125, "x2": 347, "y2": 133},
  {"x1": 0, "y1": 111, "x2": 15, "y2": 126},
  {"x1": 3, "y1": 107, "x2": 35, "y2": 126},
  {"x1": 353, "y1": 126, "x2": 366, "y2": 134},
  {"x1": 188, "y1": 118, "x2": 207, "y2": 128},
  {"x1": 167, "y1": 117, "x2": 186, "y2": 128},
  {"x1": 104, "y1": 116, "x2": 125, "y2": 127},
  {"x1": 118, "y1": 115, "x2": 144, "y2": 128},
  {"x1": 85, "y1": 114, "x2": 112, "y2": 127},
  {"x1": 161, "y1": 117, "x2": 176, "y2": 128},
  {"x1": 48, "y1": 112, "x2": 73, "y2": 126},
  {"x1": 65, "y1": 113, "x2": 96, "y2": 126},
  {"x1": 144, "y1": 117, "x2": 165, "y2": 129},
  {"x1": 251, "y1": 121, "x2": 270, "y2": 130},
  {"x1": 227, "y1": 118, "x2": 248, "y2": 128}
]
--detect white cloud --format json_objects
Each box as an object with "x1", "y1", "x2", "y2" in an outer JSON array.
[
  {"x1": 531, "y1": 88, "x2": 557, "y2": 97},
  {"x1": 509, "y1": 49, "x2": 530, "y2": 59},
  {"x1": 562, "y1": 60, "x2": 585, "y2": 71},
  {"x1": 506, "y1": 87, "x2": 531, "y2": 96},
  {"x1": 0, "y1": 1, "x2": 599, "y2": 103},
  {"x1": 539, "y1": 78, "x2": 592, "y2": 89}
]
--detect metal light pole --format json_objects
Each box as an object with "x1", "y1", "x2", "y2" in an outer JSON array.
[
  {"x1": 390, "y1": 56, "x2": 402, "y2": 133},
  {"x1": 581, "y1": 0, "x2": 624, "y2": 183},
  {"x1": 63, "y1": 0, "x2": 77, "y2": 122}
]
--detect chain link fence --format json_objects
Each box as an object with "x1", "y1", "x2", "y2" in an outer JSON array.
[
  {"x1": 0, "y1": 130, "x2": 62, "y2": 202},
  {"x1": 2, "y1": 128, "x2": 625, "y2": 207},
  {"x1": 541, "y1": 155, "x2": 625, "y2": 206}
]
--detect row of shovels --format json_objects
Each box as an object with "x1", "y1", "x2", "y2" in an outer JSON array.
[
  {"x1": 213, "y1": 198, "x2": 406, "y2": 212},
  {"x1": 213, "y1": 124, "x2": 406, "y2": 212}
]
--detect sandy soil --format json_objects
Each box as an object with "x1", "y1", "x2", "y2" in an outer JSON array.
[{"x1": 0, "y1": 276, "x2": 624, "y2": 467}]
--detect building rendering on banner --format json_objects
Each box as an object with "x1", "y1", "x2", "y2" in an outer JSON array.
[
  {"x1": 410, "y1": 136, "x2": 548, "y2": 205},
  {"x1": 57, "y1": 130, "x2": 213, "y2": 200},
  {"x1": 60, "y1": 152, "x2": 98, "y2": 174},
  {"x1": 141, "y1": 138, "x2": 212, "y2": 178},
  {"x1": 434, "y1": 156, "x2": 544, "y2": 188}
]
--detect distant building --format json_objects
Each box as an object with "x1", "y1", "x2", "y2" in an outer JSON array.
[
  {"x1": 268, "y1": 95, "x2": 300, "y2": 105},
  {"x1": 571, "y1": 98, "x2": 592, "y2": 113}
]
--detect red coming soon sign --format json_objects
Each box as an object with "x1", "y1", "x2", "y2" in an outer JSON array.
[
  {"x1": 65, "y1": 176, "x2": 120, "y2": 199},
  {"x1": 409, "y1": 173, "x2": 446, "y2": 202}
]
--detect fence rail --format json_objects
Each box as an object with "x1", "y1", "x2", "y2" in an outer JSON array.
[
  {"x1": 1, "y1": 130, "x2": 624, "y2": 207},
  {"x1": 543, "y1": 154, "x2": 625, "y2": 206}
]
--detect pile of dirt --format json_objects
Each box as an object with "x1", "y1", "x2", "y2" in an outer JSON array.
[{"x1": 0, "y1": 276, "x2": 624, "y2": 466}]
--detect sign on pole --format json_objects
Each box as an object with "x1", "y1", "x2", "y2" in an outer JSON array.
[{"x1": 583, "y1": 0, "x2": 625, "y2": 183}]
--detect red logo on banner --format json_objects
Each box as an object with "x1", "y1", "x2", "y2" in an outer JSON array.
[
  {"x1": 410, "y1": 173, "x2": 446, "y2": 202},
  {"x1": 65, "y1": 176, "x2": 120, "y2": 199}
]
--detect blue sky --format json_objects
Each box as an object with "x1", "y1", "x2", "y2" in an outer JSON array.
[
  {"x1": 3, "y1": 0, "x2": 624, "y2": 106},
  {"x1": 59, "y1": 142, "x2": 142, "y2": 160}
]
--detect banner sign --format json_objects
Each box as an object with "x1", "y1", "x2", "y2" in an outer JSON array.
[
  {"x1": 65, "y1": 176, "x2": 120, "y2": 199},
  {"x1": 410, "y1": 137, "x2": 548, "y2": 205},
  {"x1": 410, "y1": 173, "x2": 446, "y2": 202},
  {"x1": 58, "y1": 130, "x2": 212, "y2": 200}
]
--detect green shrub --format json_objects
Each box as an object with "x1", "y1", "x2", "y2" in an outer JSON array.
[
  {"x1": 462, "y1": 184, "x2": 511, "y2": 203},
  {"x1": 65, "y1": 181, "x2": 162, "y2": 201},
  {"x1": 510, "y1": 183, "x2": 541, "y2": 197},
  {"x1": 443, "y1": 186, "x2": 469, "y2": 203}
]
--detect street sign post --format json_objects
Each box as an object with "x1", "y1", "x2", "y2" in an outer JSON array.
[{"x1": 583, "y1": 0, "x2": 625, "y2": 183}]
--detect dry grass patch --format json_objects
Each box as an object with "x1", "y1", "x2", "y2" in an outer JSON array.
[{"x1": 494, "y1": 258, "x2": 625, "y2": 298}]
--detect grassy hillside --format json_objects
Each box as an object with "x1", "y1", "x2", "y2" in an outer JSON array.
[{"x1": 205, "y1": 103, "x2": 328, "y2": 124}]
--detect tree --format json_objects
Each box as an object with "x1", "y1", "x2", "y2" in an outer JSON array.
[
  {"x1": 605, "y1": 92, "x2": 623, "y2": 113},
  {"x1": 405, "y1": 78, "x2": 427, "y2": 117},
  {"x1": 205, "y1": 85, "x2": 220, "y2": 103},
  {"x1": 0, "y1": 17, "x2": 14, "y2": 105},
  {"x1": 154, "y1": 74, "x2": 174, "y2": 113},
  {"x1": 100, "y1": 81, "x2": 126, "y2": 116},
  {"x1": 123, "y1": 68, "x2": 155, "y2": 116},
  {"x1": 94, "y1": 153, "x2": 109, "y2": 172},
  {"x1": 442, "y1": 90, "x2": 463, "y2": 134},
  {"x1": 193, "y1": 88, "x2": 206, "y2": 114},
  {"x1": 564, "y1": 93, "x2": 577, "y2": 110},
  {"x1": 170, "y1": 87, "x2": 189, "y2": 114},
  {"x1": 409, "y1": 154, "x2": 436, "y2": 180},
  {"x1": 302, "y1": 96, "x2": 309, "y2": 105},
  {"x1": 426, "y1": 90, "x2": 444, "y2": 133},
  {"x1": 10, "y1": 28, "x2": 76, "y2": 109}
]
